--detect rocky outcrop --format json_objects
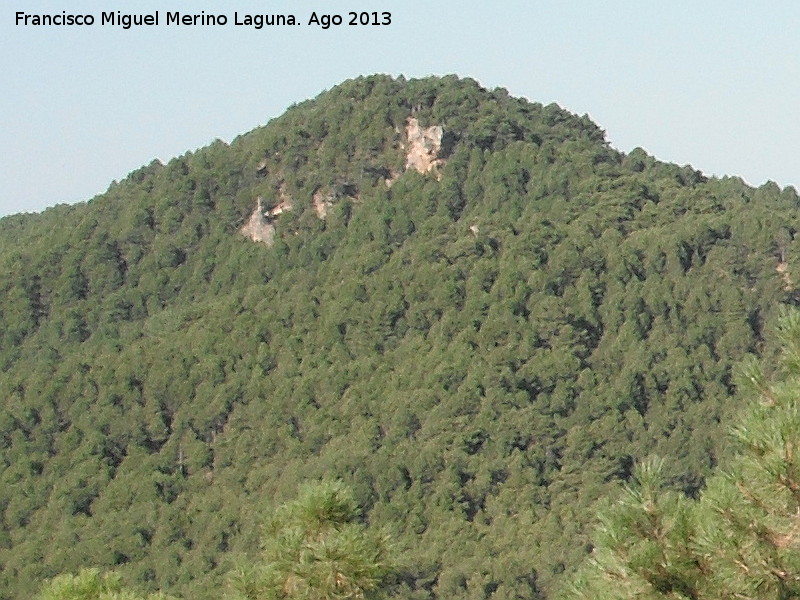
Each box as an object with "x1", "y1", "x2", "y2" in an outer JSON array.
[
  {"x1": 240, "y1": 197, "x2": 275, "y2": 246},
  {"x1": 313, "y1": 190, "x2": 334, "y2": 219},
  {"x1": 312, "y1": 182, "x2": 358, "y2": 219},
  {"x1": 405, "y1": 117, "x2": 444, "y2": 174},
  {"x1": 384, "y1": 168, "x2": 401, "y2": 188},
  {"x1": 778, "y1": 261, "x2": 793, "y2": 290},
  {"x1": 244, "y1": 117, "x2": 445, "y2": 235},
  {"x1": 268, "y1": 184, "x2": 293, "y2": 216}
]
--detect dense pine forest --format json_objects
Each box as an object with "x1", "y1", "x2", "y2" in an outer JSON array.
[{"x1": 3, "y1": 75, "x2": 800, "y2": 600}]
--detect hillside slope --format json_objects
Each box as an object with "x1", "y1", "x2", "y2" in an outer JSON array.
[{"x1": 2, "y1": 75, "x2": 800, "y2": 599}]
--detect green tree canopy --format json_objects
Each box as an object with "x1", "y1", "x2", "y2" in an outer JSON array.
[
  {"x1": 36, "y1": 568, "x2": 174, "y2": 600},
  {"x1": 4, "y1": 75, "x2": 800, "y2": 599},
  {"x1": 565, "y1": 309, "x2": 800, "y2": 599},
  {"x1": 230, "y1": 481, "x2": 399, "y2": 600}
]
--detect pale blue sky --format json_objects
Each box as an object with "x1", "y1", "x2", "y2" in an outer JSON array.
[{"x1": 3, "y1": 1, "x2": 800, "y2": 217}]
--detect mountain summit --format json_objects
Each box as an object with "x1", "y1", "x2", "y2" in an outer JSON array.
[{"x1": 1, "y1": 75, "x2": 799, "y2": 599}]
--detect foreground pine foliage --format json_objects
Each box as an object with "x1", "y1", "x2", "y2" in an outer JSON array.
[
  {"x1": 229, "y1": 481, "x2": 398, "y2": 600},
  {"x1": 36, "y1": 568, "x2": 174, "y2": 600},
  {"x1": 567, "y1": 310, "x2": 800, "y2": 599}
]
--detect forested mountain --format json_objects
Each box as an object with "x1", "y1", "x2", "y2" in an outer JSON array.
[{"x1": 2, "y1": 74, "x2": 800, "y2": 600}]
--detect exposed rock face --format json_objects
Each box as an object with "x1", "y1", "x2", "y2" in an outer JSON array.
[
  {"x1": 240, "y1": 197, "x2": 275, "y2": 246},
  {"x1": 312, "y1": 182, "x2": 359, "y2": 220},
  {"x1": 267, "y1": 200, "x2": 291, "y2": 217},
  {"x1": 243, "y1": 117, "x2": 446, "y2": 237},
  {"x1": 268, "y1": 184, "x2": 293, "y2": 216},
  {"x1": 778, "y1": 261, "x2": 793, "y2": 290},
  {"x1": 384, "y1": 169, "x2": 400, "y2": 188},
  {"x1": 313, "y1": 190, "x2": 334, "y2": 219},
  {"x1": 405, "y1": 117, "x2": 444, "y2": 174}
]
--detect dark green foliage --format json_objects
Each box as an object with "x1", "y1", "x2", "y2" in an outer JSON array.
[
  {"x1": 1, "y1": 75, "x2": 800, "y2": 599},
  {"x1": 565, "y1": 310, "x2": 800, "y2": 599}
]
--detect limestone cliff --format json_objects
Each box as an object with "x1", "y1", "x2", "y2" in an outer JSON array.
[
  {"x1": 405, "y1": 117, "x2": 444, "y2": 174},
  {"x1": 239, "y1": 197, "x2": 275, "y2": 246}
]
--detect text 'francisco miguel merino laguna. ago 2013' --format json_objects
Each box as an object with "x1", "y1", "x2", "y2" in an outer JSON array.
[{"x1": 15, "y1": 10, "x2": 393, "y2": 29}]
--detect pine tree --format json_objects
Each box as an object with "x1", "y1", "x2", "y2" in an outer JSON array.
[
  {"x1": 565, "y1": 309, "x2": 800, "y2": 599},
  {"x1": 229, "y1": 481, "x2": 398, "y2": 600},
  {"x1": 35, "y1": 568, "x2": 174, "y2": 600}
]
